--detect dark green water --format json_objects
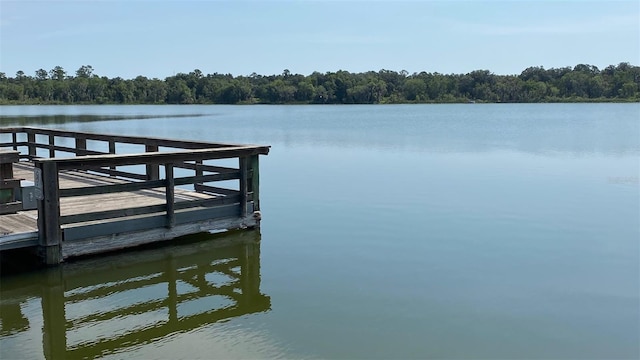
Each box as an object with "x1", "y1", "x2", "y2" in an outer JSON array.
[{"x1": 1, "y1": 104, "x2": 639, "y2": 359}]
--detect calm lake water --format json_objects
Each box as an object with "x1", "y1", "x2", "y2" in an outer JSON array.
[{"x1": 1, "y1": 104, "x2": 639, "y2": 359}]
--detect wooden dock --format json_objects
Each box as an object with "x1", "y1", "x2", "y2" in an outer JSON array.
[{"x1": 0, "y1": 127, "x2": 269, "y2": 265}]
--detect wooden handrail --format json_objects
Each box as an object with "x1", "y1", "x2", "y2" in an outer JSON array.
[
  {"x1": 0, "y1": 126, "x2": 262, "y2": 150},
  {"x1": 35, "y1": 146, "x2": 269, "y2": 169}
]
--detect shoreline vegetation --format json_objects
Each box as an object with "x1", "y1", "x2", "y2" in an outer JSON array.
[{"x1": 1, "y1": 63, "x2": 638, "y2": 105}]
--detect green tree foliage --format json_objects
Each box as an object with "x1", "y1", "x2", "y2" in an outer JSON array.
[{"x1": 0, "y1": 63, "x2": 638, "y2": 104}]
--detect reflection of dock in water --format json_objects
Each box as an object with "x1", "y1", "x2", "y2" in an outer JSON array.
[{"x1": 0, "y1": 230, "x2": 270, "y2": 359}]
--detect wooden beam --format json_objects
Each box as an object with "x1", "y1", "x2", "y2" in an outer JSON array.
[
  {"x1": 249, "y1": 154, "x2": 260, "y2": 212},
  {"x1": 177, "y1": 162, "x2": 237, "y2": 174},
  {"x1": 62, "y1": 204, "x2": 241, "y2": 242},
  {"x1": 165, "y1": 163, "x2": 175, "y2": 228},
  {"x1": 83, "y1": 168, "x2": 147, "y2": 181},
  {"x1": 75, "y1": 137, "x2": 87, "y2": 155},
  {"x1": 108, "y1": 140, "x2": 116, "y2": 173},
  {"x1": 48, "y1": 135, "x2": 55, "y2": 158},
  {"x1": 38, "y1": 161, "x2": 62, "y2": 265},
  {"x1": 27, "y1": 132, "x2": 36, "y2": 157},
  {"x1": 239, "y1": 157, "x2": 248, "y2": 217},
  {"x1": 194, "y1": 184, "x2": 239, "y2": 196},
  {"x1": 41, "y1": 146, "x2": 270, "y2": 170},
  {"x1": 145, "y1": 144, "x2": 159, "y2": 180},
  {"x1": 9, "y1": 126, "x2": 245, "y2": 149}
]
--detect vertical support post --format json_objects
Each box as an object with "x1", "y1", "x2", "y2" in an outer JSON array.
[
  {"x1": 27, "y1": 132, "x2": 36, "y2": 158},
  {"x1": 108, "y1": 140, "x2": 116, "y2": 155},
  {"x1": 239, "y1": 156, "x2": 248, "y2": 217},
  {"x1": 11, "y1": 132, "x2": 17, "y2": 151},
  {"x1": 194, "y1": 159, "x2": 203, "y2": 192},
  {"x1": 37, "y1": 160, "x2": 62, "y2": 265},
  {"x1": 165, "y1": 163, "x2": 175, "y2": 228},
  {"x1": 108, "y1": 140, "x2": 116, "y2": 173},
  {"x1": 48, "y1": 135, "x2": 55, "y2": 158},
  {"x1": 41, "y1": 268, "x2": 66, "y2": 360},
  {"x1": 249, "y1": 154, "x2": 260, "y2": 212},
  {"x1": 145, "y1": 144, "x2": 159, "y2": 180},
  {"x1": 195, "y1": 160, "x2": 203, "y2": 177},
  {"x1": 75, "y1": 137, "x2": 86, "y2": 156}
]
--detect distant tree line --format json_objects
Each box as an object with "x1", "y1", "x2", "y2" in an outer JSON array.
[{"x1": 0, "y1": 63, "x2": 638, "y2": 105}]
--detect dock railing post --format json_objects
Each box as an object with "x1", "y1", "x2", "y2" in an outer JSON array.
[
  {"x1": 108, "y1": 140, "x2": 116, "y2": 174},
  {"x1": 145, "y1": 144, "x2": 159, "y2": 180},
  {"x1": 194, "y1": 159, "x2": 203, "y2": 192},
  {"x1": 165, "y1": 163, "x2": 175, "y2": 228},
  {"x1": 239, "y1": 156, "x2": 248, "y2": 217},
  {"x1": 27, "y1": 131, "x2": 36, "y2": 158},
  {"x1": 48, "y1": 134, "x2": 55, "y2": 158},
  {"x1": 75, "y1": 137, "x2": 86, "y2": 156},
  {"x1": 36, "y1": 160, "x2": 62, "y2": 265},
  {"x1": 249, "y1": 154, "x2": 260, "y2": 212}
]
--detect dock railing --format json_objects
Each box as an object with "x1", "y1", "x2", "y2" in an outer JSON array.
[{"x1": 0, "y1": 127, "x2": 269, "y2": 264}]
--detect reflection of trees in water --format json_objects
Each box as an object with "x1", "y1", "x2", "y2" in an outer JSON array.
[
  {"x1": 0, "y1": 114, "x2": 207, "y2": 126},
  {"x1": 0, "y1": 230, "x2": 269, "y2": 360}
]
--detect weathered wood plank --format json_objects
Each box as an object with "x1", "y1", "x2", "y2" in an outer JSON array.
[
  {"x1": 62, "y1": 213, "x2": 260, "y2": 258},
  {"x1": 0, "y1": 212, "x2": 38, "y2": 234},
  {"x1": 63, "y1": 204, "x2": 241, "y2": 242},
  {"x1": 0, "y1": 232, "x2": 38, "y2": 251}
]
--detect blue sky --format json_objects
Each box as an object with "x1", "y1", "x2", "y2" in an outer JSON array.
[{"x1": 1, "y1": 0, "x2": 638, "y2": 79}]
